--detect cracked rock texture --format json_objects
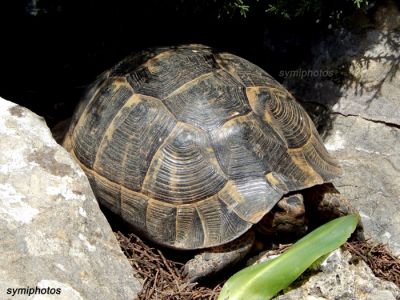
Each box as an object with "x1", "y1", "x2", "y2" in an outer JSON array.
[
  {"x1": 324, "y1": 115, "x2": 400, "y2": 255},
  {"x1": 0, "y1": 97, "x2": 142, "y2": 300},
  {"x1": 285, "y1": 1, "x2": 400, "y2": 127},
  {"x1": 274, "y1": 249, "x2": 400, "y2": 300},
  {"x1": 285, "y1": 1, "x2": 400, "y2": 256}
]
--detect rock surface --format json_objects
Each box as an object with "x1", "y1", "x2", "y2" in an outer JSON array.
[
  {"x1": 324, "y1": 114, "x2": 400, "y2": 255},
  {"x1": 285, "y1": 1, "x2": 400, "y2": 255},
  {"x1": 0, "y1": 97, "x2": 142, "y2": 300},
  {"x1": 274, "y1": 249, "x2": 400, "y2": 300},
  {"x1": 285, "y1": 1, "x2": 400, "y2": 127}
]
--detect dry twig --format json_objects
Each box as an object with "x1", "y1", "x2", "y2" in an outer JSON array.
[
  {"x1": 115, "y1": 232, "x2": 222, "y2": 300},
  {"x1": 116, "y1": 231, "x2": 400, "y2": 300},
  {"x1": 344, "y1": 240, "x2": 400, "y2": 288}
]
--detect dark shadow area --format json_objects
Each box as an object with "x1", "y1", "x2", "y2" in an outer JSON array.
[
  {"x1": 339, "y1": 30, "x2": 400, "y2": 106},
  {"x1": 0, "y1": 1, "x2": 395, "y2": 132},
  {"x1": 285, "y1": 0, "x2": 400, "y2": 136},
  {"x1": 0, "y1": 0, "x2": 364, "y2": 127}
]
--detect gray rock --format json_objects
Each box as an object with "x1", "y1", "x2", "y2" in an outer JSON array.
[
  {"x1": 0, "y1": 97, "x2": 142, "y2": 300},
  {"x1": 274, "y1": 249, "x2": 400, "y2": 300},
  {"x1": 283, "y1": 2, "x2": 400, "y2": 256},
  {"x1": 285, "y1": 2, "x2": 400, "y2": 126},
  {"x1": 324, "y1": 114, "x2": 400, "y2": 255}
]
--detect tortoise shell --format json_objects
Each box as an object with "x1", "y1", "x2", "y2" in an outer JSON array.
[{"x1": 63, "y1": 44, "x2": 341, "y2": 250}]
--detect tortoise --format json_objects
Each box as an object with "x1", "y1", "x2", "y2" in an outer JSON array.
[{"x1": 63, "y1": 44, "x2": 357, "y2": 281}]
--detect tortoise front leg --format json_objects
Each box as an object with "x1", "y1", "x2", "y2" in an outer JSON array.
[{"x1": 183, "y1": 230, "x2": 255, "y2": 283}]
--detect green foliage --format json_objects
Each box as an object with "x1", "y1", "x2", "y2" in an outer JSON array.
[
  {"x1": 217, "y1": 214, "x2": 359, "y2": 300},
  {"x1": 170, "y1": 0, "x2": 370, "y2": 21},
  {"x1": 220, "y1": 0, "x2": 370, "y2": 19},
  {"x1": 265, "y1": 0, "x2": 322, "y2": 19},
  {"x1": 224, "y1": 0, "x2": 250, "y2": 17},
  {"x1": 265, "y1": 0, "x2": 368, "y2": 19},
  {"x1": 353, "y1": 0, "x2": 368, "y2": 8}
]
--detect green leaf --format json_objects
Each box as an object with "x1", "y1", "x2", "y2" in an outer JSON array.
[{"x1": 217, "y1": 214, "x2": 359, "y2": 300}]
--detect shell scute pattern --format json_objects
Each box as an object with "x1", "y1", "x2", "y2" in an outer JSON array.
[
  {"x1": 126, "y1": 46, "x2": 219, "y2": 99},
  {"x1": 163, "y1": 70, "x2": 252, "y2": 131},
  {"x1": 65, "y1": 45, "x2": 341, "y2": 249}
]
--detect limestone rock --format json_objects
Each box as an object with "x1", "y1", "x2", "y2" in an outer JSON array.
[
  {"x1": 324, "y1": 114, "x2": 400, "y2": 255},
  {"x1": 283, "y1": 1, "x2": 400, "y2": 255},
  {"x1": 275, "y1": 249, "x2": 400, "y2": 300},
  {"x1": 0, "y1": 97, "x2": 142, "y2": 300},
  {"x1": 285, "y1": 2, "x2": 400, "y2": 126}
]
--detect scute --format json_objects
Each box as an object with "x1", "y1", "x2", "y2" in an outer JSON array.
[
  {"x1": 175, "y1": 206, "x2": 205, "y2": 248},
  {"x1": 163, "y1": 70, "x2": 251, "y2": 131},
  {"x1": 126, "y1": 46, "x2": 219, "y2": 99},
  {"x1": 93, "y1": 94, "x2": 177, "y2": 192},
  {"x1": 64, "y1": 44, "x2": 342, "y2": 250},
  {"x1": 146, "y1": 200, "x2": 177, "y2": 246},
  {"x1": 141, "y1": 122, "x2": 227, "y2": 204},
  {"x1": 214, "y1": 52, "x2": 279, "y2": 87},
  {"x1": 71, "y1": 78, "x2": 133, "y2": 168},
  {"x1": 246, "y1": 86, "x2": 312, "y2": 148},
  {"x1": 218, "y1": 180, "x2": 282, "y2": 224},
  {"x1": 210, "y1": 113, "x2": 287, "y2": 179}
]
